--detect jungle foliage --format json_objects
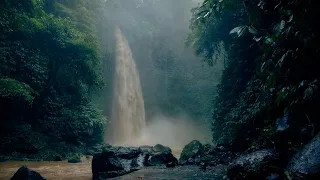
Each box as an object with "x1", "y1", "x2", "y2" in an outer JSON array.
[
  {"x1": 0, "y1": 0, "x2": 220, "y2": 158},
  {"x1": 0, "y1": 0, "x2": 106, "y2": 159},
  {"x1": 188, "y1": 0, "x2": 320, "y2": 151}
]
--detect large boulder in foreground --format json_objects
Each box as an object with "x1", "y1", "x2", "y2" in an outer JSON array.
[
  {"x1": 11, "y1": 166, "x2": 46, "y2": 180},
  {"x1": 148, "y1": 152, "x2": 178, "y2": 166},
  {"x1": 227, "y1": 149, "x2": 279, "y2": 180},
  {"x1": 92, "y1": 144, "x2": 177, "y2": 179},
  {"x1": 92, "y1": 147, "x2": 144, "y2": 180},
  {"x1": 287, "y1": 132, "x2": 320, "y2": 179},
  {"x1": 179, "y1": 140, "x2": 204, "y2": 165},
  {"x1": 147, "y1": 144, "x2": 177, "y2": 166},
  {"x1": 200, "y1": 143, "x2": 234, "y2": 166}
]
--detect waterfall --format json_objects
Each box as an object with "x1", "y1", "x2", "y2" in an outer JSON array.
[{"x1": 106, "y1": 28, "x2": 146, "y2": 145}]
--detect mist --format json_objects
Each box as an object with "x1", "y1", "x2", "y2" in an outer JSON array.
[
  {"x1": 93, "y1": 0, "x2": 223, "y2": 150},
  {"x1": 113, "y1": 113, "x2": 212, "y2": 158},
  {"x1": 134, "y1": 114, "x2": 212, "y2": 147}
]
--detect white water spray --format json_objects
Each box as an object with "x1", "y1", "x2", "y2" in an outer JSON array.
[{"x1": 106, "y1": 28, "x2": 146, "y2": 145}]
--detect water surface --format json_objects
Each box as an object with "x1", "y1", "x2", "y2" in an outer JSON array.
[{"x1": 0, "y1": 157, "x2": 91, "y2": 180}]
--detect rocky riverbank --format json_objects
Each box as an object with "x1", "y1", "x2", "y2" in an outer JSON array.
[
  {"x1": 178, "y1": 135, "x2": 320, "y2": 180},
  {"x1": 3, "y1": 134, "x2": 320, "y2": 180},
  {"x1": 0, "y1": 161, "x2": 225, "y2": 180}
]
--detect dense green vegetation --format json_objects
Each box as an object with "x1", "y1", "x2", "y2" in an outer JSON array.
[
  {"x1": 0, "y1": 0, "x2": 106, "y2": 160},
  {"x1": 2, "y1": 0, "x2": 319, "y2": 170},
  {"x1": 0, "y1": 0, "x2": 219, "y2": 159},
  {"x1": 188, "y1": 0, "x2": 320, "y2": 152}
]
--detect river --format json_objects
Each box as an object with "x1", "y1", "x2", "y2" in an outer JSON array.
[
  {"x1": 0, "y1": 153, "x2": 224, "y2": 180},
  {"x1": 0, "y1": 157, "x2": 91, "y2": 180}
]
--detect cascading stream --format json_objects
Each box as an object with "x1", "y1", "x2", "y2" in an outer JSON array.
[{"x1": 106, "y1": 28, "x2": 146, "y2": 146}]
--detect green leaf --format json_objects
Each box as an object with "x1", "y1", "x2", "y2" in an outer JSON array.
[
  {"x1": 275, "y1": 88, "x2": 289, "y2": 106},
  {"x1": 248, "y1": 26, "x2": 259, "y2": 35},
  {"x1": 253, "y1": 36, "x2": 262, "y2": 42},
  {"x1": 229, "y1": 26, "x2": 247, "y2": 37}
]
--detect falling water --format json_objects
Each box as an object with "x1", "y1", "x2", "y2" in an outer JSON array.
[{"x1": 106, "y1": 28, "x2": 146, "y2": 145}]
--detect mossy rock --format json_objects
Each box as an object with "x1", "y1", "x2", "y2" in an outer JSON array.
[{"x1": 179, "y1": 140, "x2": 204, "y2": 165}]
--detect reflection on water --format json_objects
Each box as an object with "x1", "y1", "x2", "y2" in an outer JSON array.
[{"x1": 0, "y1": 157, "x2": 92, "y2": 180}]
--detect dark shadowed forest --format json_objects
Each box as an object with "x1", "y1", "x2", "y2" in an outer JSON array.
[{"x1": 1, "y1": 0, "x2": 320, "y2": 180}]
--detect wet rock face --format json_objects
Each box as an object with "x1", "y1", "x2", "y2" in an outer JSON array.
[
  {"x1": 166, "y1": 162, "x2": 176, "y2": 168},
  {"x1": 287, "y1": 133, "x2": 320, "y2": 179},
  {"x1": 276, "y1": 112, "x2": 292, "y2": 132},
  {"x1": 92, "y1": 147, "x2": 144, "y2": 180},
  {"x1": 203, "y1": 149, "x2": 234, "y2": 166},
  {"x1": 87, "y1": 144, "x2": 112, "y2": 156},
  {"x1": 227, "y1": 149, "x2": 279, "y2": 180},
  {"x1": 11, "y1": 166, "x2": 46, "y2": 180},
  {"x1": 139, "y1": 145, "x2": 153, "y2": 154},
  {"x1": 114, "y1": 147, "x2": 141, "y2": 159},
  {"x1": 148, "y1": 152, "x2": 178, "y2": 166},
  {"x1": 179, "y1": 140, "x2": 204, "y2": 165},
  {"x1": 152, "y1": 144, "x2": 171, "y2": 153},
  {"x1": 92, "y1": 145, "x2": 177, "y2": 179}
]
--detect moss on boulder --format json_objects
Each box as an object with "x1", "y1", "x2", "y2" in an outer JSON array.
[{"x1": 179, "y1": 140, "x2": 204, "y2": 165}]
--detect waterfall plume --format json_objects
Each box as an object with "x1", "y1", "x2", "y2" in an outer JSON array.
[{"x1": 106, "y1": 28, "x2": 146, "y2": 145}]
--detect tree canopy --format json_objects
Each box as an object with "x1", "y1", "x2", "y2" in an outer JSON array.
[{"x1": 0, "y1": 0, "x2": 106, "y2": 159}]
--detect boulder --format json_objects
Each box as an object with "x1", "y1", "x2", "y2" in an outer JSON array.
[
  {"x1": 287, "y1": 133, "x2": 320, "y2": 179},
  {"x1": 114, "y1": 147, "x2": 141, "y2": 159},
  {"x1": 148, "y1": 152, "x2": 178, "y2": 166},
  {"x1": 203, "y1": 144, "x2": 234, "y2": 166},
  {"x1": 139, "y1": 145, "x2": 153, "y2": 154},
  {"x1": 166, "y1": 162, "x2": 176, "y2": 168},
  {"x1": 92, "y1": 147, "x2": 145, "y2": 179},
  {"x1": 11, "y1": 166, "x2": 46, "y2": 180},
  {"x1": 191, "y1": 143, "x2": 232, "y2": 166},
  {"x1": 87, "y1": 144, "x2": 112, "y2": 155},
  {"x1": 152, "y1": 144, "x2": 171, "y2": 153},
  {"x1": 227, "y1": 149, "x2": 279, "y2": 180},
  {"x1": 92, "y1": 145, "x2": 176, "y2": 179},
  {"x1": 179, "y1": 140, "x2": 204, "y2": 165}
]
